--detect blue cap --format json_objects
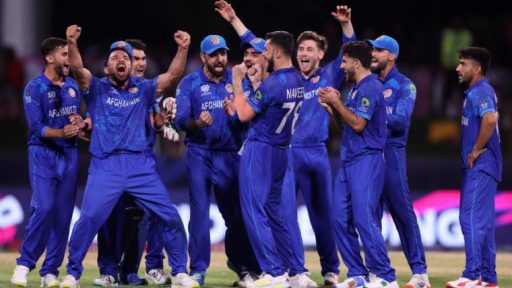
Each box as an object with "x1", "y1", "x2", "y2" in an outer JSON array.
[
  {"x1": 200, "y1": 35, "x2": 230, "y2": 55},
  {"x1": 108, "y1": 41, "x2": 133, "y2": 59},
  {"x1": 366, "y1": 35, "x2": 399, "y2": 58},
  {"x1": 240, "y1": 37, "x2": 266, "y2": 53}
]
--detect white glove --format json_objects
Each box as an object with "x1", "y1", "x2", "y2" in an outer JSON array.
[
  {"x1": 163, "y1": 122, "x2": 180, "y2": 142},
  {"x1": 162, "y1": 97, "x2": 177, "y2": 120}
]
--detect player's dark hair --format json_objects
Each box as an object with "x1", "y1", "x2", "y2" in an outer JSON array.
[
  {"x1": 297, "y1": 31, "x2": 328, "y2": 53},
  {"x1": 40, "y1": 37, "x2": 67, "y2": 63},
  {"x1": 342, "y1": 41, "x2": 372, "y2": 69},
  {"x1": 266, "y1": 31, "x2": 294, "y2": 57},
  {"x1": 126, "y1": 39, "x2": 146, "y2": 51},
  {"x1": 459, "y1": 47, "x2": 491, "y2": 75}
]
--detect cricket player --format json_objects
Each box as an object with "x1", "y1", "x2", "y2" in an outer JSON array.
[
  {"x1": 59, "y1": 24, "x2": 199, "y2": 288},
  {"x1": 366, "y1": 35, "x2": 430, "y2": 288},
  {"x1": 319, "y1": 41, "x2": 397, "y2": 288},
  {"x1": 11, "y1": 37, "x2": 82, "y2": 288},
  {"x1": 231, "y1": 30, "x2": 304, "y2": 288},
  {"x1": 446, "y1": 47, "x2": 501, "y2": 288}
]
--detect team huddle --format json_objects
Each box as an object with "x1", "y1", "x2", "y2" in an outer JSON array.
[{"x1": 10, "y1": 1, "x2": 502, "y2": 288}]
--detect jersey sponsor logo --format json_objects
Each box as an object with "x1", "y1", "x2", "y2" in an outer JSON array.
[
  {"x1": 68, "y1": 87, "x2": 76, "y2": 98},
  {"x1": 408, "y1": 83, "x2": 417, "y2": 96},
  {"x1": 383, "y1": 88, "x2": 392, "y2": 99},
  {"x1": 47, "y1": 91, "x2": 56, "y2": 99},
  {"x1": 255, "y1": 90, "x2": 263, "y2": 100},
  {"x1": 386, "y1": 106, "x2": 393, "y2": 115},
  {"x1": 311, "y1": 76, "x2": 320, "y2": 84},
  {"x1": 201, "y1": 100, "x2": 224, "y2": 111},
  {"x1": 286, "y1": 87, "x2": 304, "y2": 99},
  {"x1": 359, "y1": 97, "x2": 370, "y2": 113},
  {"x1": 480, "y1": 99, "x2": 488, "y2": 110},
  {"x1": 48, "y1": 105, "x2": 77, "y2": 118},
  {"x1": 24, "y1": 91, "x2": 31, "y2": 104},
  {"x1": 304, "y1": 89, "x2": 318, "y2": 100},
  {"x1": 225, "y1": 83, "x2": 233, "y2": 93},
  {"x1": 106, "y1": 96, "x2": 141, "y2": 108},
  {"x1": 461, "y1": 116, "x2": 468, "y2": 126},
  {"x1": 129, "y1": 87, "x2": 139, "y2": 94}
]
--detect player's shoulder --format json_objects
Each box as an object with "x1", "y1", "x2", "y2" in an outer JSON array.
[
  {"x1": 179, "y1": 70, "x2": 202, "y2": 88},
  {"x1": 469, "y1": 80, "x2": 495, "y2": 100}
]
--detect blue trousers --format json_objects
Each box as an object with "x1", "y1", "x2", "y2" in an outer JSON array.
[
  {"x1": 17, "y1": 146, "x2": 78, "y2": 277},
  {"x1": 332, "y1": 153, "x2": 395, "y2": 282},
  {"x1": 382, "y1": 146, "x2": 426, "y2": 274},
  {"x1": 65, "y1": 152, "x2": 188, "y2": 279},
  {"x1": 239, "y1": 140, "x2": 290, "y2": 276},
  {"x1": 282, "y1": 145, "x2": 339, "y2": 276},
  {"x1": 460, "y1": 169, "x2": 498, "y2": 284},
  {"x1": 187, "y1": 146, "x2": 256, "y2": 274}
]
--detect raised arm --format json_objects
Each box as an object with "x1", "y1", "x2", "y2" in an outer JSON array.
[
  {"x1": 332, "y1": 5, "x2": 354, "y2": 39},
  {"x1": 66, "y1": 25, "x2": 92, "y2": 91},
  {"x1": 156, "y1": 30, "x2": 190, "y2": 94},
  {"x1": 214, "y1": 0, "x2": 249, "y2": 37}
]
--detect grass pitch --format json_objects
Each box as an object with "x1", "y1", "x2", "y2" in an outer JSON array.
[{"x1": 1, "y1": 250, "x2": 511, "y2": 287}]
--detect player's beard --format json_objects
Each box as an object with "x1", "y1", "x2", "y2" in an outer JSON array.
[
  {"x1": 110, "y1": 69, "x2": 130, "y2": 87},
  {"x1": 370, "y1": 58, "x2": 386, "y2": 74},
  {"x1": 205, "y1": 62, "x2": 225, "y2": 77},
  {"x1": 345, "y1": 68, "x2": 356, "y2": 83},
  {"x1": 266, "y1": 57, "x2": 275, "y2": 73},
  {"x1": 54, "y1": 63, "x2": 69, "y2": 78}
]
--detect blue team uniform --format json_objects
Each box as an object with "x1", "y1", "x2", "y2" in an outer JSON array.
[
  {"x1": 175, "y1": 68, "x2": 255, "y2": 279},
  {"x1": 239, "y1": 67, "x2": 304, "y2": 276},
  {"x1": 460, "y1": 79, "x2": 501, "y2": 284},
  {"x1": 332, "y1": 74, "x2": 396, "y2": 282},
  {"x1": 65, "y1": 75, "x2": 189, "y2": 280},
  {"x1": 378, "y1": 67, "x2": 427, "y2": 275},
  {"x1": 17, "y1": 72, "x2": 80, "y2": 277},
  {"x1": 282, "y1": 33, "x2": 355, "y2": 277}
]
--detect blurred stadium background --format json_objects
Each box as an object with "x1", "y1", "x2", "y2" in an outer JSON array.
[{"x1": 0, "y1": 0, "x2": 511, "y2": 275}]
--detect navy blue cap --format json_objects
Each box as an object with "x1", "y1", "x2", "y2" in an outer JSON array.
[
  {"x1": 200, "y1": 35, "x2": 229, "y2": 55},
  {"x1": 108, "y1": 41, "x2": 133, "y2": 59},
  {"x1": 366, "y1": 35, "x2": 399, "y2": 58},
  {"x1": 240, "y1": 37, "x2": 266, "y2": 53}
]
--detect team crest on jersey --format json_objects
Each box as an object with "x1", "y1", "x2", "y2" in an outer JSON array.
[
  {"x1": 383, "y1": 89, "x2": 392, "y2": 99},
  {"x1": 311, "y1": 76, "x2": 320, "y2": 84},
  {"x1": 68, "y1": 87, "x2": 76, "y2": 97},
  {"x1": 225, "y1": 83, "x2": 233, "y2": 93},
  {"x1": 211, "y1": 36, "x2": 220, "y2": 45},
  {"x1": 200, "y1": 84, "x2": 210, "y2": 95},
  {"x1": 129, "y1": 87, "x2": 138, "y2": 94}
]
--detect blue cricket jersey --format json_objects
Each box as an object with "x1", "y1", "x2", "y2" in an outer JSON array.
[
  {"x1": 292, "y1": 33, "x2": 356, "y2": 146},
  {"x1": 175, "y1": 69, "x2": 247, "y2": 150},
  {"x1": 83, "y1": 75, "x2": 157, "y2": 158},
  {"x1": 340, "y1": 74, "x2": 386, "y2": 162},
  {"x1": 23, "y1": 71, "x2": 81, "y2": 148},
  {"x1": 461, "y1": 78, "x2": 502, "y2": 182},
  {"x1": 381, "y1": 67, "x2": 416, "y2": 147},
  {"x1": 246, "y1": 67, "x2": 304, "y2": 147}
]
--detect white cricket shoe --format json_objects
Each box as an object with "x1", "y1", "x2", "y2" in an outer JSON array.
[
  {"x1": 11, "y1": 265, "x2": 29, "y2": 287},
  {"x1": 171, "y1": 273, "x2": 200, "y2": 288},
  {"x1": 365, "y1": 275, "x2": 398, "y2": 288},
  {"x1": 92, "y1": 274, "x2": 118, "y2": 286},
  {"x1": 405, "y1": 274, "x2": 431, "y2": 288},
  {"x1": 234, "y1": 271, "x2": 261, "y2": 287},
  {"x1": 323, "y1": 272, "x2": 339, "y2": 286},
  {"x1": 60, "y1": 275, "x2": 80, "y2": 288},
  {"x1": 334, "y1": 276, "x2": 367, "y2": 288},
  {"x1": 445, "y1": 277, "x2": 481, "y2": 288},
  {"x1": 41, "y1": 274, "x2": 60, "y2": 287},
  {"x1": 289, "y1": 272, "x2": 318, "y2": 288},
  {"x1": 145, "y1": 269, "x2": 171, "y2": 285}
]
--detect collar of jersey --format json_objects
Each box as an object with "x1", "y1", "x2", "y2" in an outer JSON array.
[
  {"x1": 464, "y1": 78, "x2": 488, "y2": 95},
  {"x1": 354, "y1": 73, "x2": 378, "y2": 89},
  {"x1": 382, "y1": 66, "x2": 399, "y2": 83}
]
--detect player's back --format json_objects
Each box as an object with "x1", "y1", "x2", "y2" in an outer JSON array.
[{"x1": 246, "y1": 67, "x2": 304, "y2": 147}]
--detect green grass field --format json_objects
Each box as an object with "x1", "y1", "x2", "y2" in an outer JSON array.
[{"x1": 1, "y1": 251, "x2": 511, "y2": 287}]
